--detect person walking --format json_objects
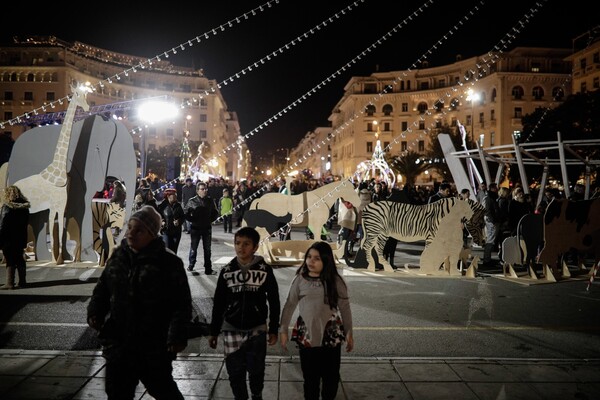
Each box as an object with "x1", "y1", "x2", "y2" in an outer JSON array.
[
  {"x1": 184, "y1": 181, "x2": 219, "y2": 274},
  {"x1": 158, "y1": 188, "x2": 185, "y2": 253},
  {"x1": 280, "y1": 241, "x2": 354, "y2": 400},
  {"x1": 219, "y1": 188, "x2": 234, "y2": 233},
  {"x1": 181, "y1": 177, "x2": 196, "y2": 233},
  {"x1": 481, "y1": 183, "x2": 500, "y2": 267},
  {"x1": 87, "y1": 205, "x2": 192, "y2": 400},
  {"x1": 0, "y1": 185, "x2": 31, "y2": 290},
  {"x1": 208, "y1": 226, "x2": 280, "y2": 400}
]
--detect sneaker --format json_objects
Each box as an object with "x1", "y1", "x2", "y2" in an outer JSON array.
[{"x1": 187, "y1": 265, "x2": 195, "y2": 272}]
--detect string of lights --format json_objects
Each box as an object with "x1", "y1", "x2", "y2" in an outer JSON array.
[{"x1": 0, "y1": 0, "x2": 278, "y2": 129}]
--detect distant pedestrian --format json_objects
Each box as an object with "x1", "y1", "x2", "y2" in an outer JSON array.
[
  {"x1": 428, "y1": 182, "x2": 452, "y2": 204},
  {"x1": 280, "y1": 241, "x2": 354, "y2": 400},
  {"x1": 87, "y1": 205, "x2": 192, "y2": 400},
  {"x1": 158, "y1": 188, "x2": 185, "y2": 253},
  {"x1": 181, "y1": 177, "x2": 196, "y2": 233},
  {"x1": 0, "y1": 185, "x2": 30, "y2": 290},
  {"x1": 219, "y1": 188, "x2": 234, "y2": 233},
  {"x1": 208, "y1": 226, "x2": 280, "y2": 400}
]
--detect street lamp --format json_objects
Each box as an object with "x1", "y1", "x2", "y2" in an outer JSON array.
[
  {"x1": 137, "y1": 100, "x2": 179, "y2": 178},
  {"x1": 466, "y1": 88, "x2": 480, "y2": 144}
]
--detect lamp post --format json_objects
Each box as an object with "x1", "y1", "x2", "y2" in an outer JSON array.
[
  {"x1": 466, "y1": 89, "x2": 480, "y2": 144},
  {"x1": 137, "y1": 100, "x2": 179, "y2": 178}
]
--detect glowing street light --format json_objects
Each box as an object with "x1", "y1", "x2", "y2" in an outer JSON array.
[{"x1": 137, "y1": 100, "x2": 179, "y2": 178}]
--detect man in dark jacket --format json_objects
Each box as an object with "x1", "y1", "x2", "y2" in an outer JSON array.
[
  {"x1": 87, "y1": 205, "x2": 192, "y2": 400},
  {"x1": 184, "y1": 181, "x2": 219, "y2": 274}
]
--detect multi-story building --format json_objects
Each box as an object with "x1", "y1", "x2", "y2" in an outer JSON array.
[
  {"x1": 0, "y1": 36, "x2": 250, "y2": 182},
  {"x1": 567, "y1": 26, "x2": 600, "y2": 94},
  {"x1": 304, "y1": 47, "x2": 573, "y2": 182},
  {"x1": 288, "y1": 126, "x2": 333, "y2": 180}
]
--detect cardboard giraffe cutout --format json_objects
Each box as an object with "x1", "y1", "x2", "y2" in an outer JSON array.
[{"x1": 14, "y1": 85, "x2": 89, "y2": 264}]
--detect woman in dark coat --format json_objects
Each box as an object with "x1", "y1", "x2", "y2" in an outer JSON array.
[{"x1": 0, "y1": 185, "x2": 31, "y2": 289}]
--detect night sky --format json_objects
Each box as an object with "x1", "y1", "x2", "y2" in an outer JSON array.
[{"x1": 3, "y1": 0, "x2": 597, "y2": 160}]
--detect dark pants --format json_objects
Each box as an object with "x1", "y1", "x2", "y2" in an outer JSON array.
[
  {"x1": 299, "y1": 345, "x2": 341, "y2": 400},
  {"x1": 225, "y1": 332, "x2": 267, "y2": 400},
  {"x1": 223, "y1": 214, "x2": 233, "y2": 232},
  {"x1": 3, "y1": 246, "x2": 26, "y2": 285},
  {"x1": 104, "y1": 349, "x2": 183, "y2": 400},
  {"x1": 162, "y1": 231, "x2": 182, "y2": 254},
  {"x1": 189, "y1": 226, "x2": 212, "y2": 272}
]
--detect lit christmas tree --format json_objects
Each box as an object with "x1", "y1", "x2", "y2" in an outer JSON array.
[
  {"x1": 356, "y1": 121, "x2": 396, "y2": 187},
  {"x1": 180, "y1": 130, "x2": 192, "y2": 178}
]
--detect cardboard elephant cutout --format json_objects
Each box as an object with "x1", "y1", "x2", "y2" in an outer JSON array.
[{"x1": 7, "y1": 115, "x2": 136, "y2": 263}]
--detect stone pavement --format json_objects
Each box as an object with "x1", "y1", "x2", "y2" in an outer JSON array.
[{"x1": 1, "y1": 349, "x2": 599, "y2": 399}]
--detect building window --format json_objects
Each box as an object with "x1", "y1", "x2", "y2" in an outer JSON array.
[
  {"x1": 594, "y1": 77, "x2": 599, "y2": 89},
  {"x1": 491, "y1": 88, "x2": 497, "y2": 102},
  {"x1": 384, "y1": 141, "x2": 390, "y2": 149},
  {"x1": 367, "y1": 142, "x2": 373, "y2": 153},
  {"x1": 531, "y1": 62, "x2": 541, "y2": 72},
  {"x1": 27, "y1": 73, "x2": 35, "y2": 82},
  {"x1": 364, "y1": 83, "x2": 377, "y2": 94},
  {"x1": 580, "y1": 57, "x2": 587, "y2": 70},
  {"x1": 417, "y1": 102, "x2": 428, "y2": 114},
  {"x1": 200, "y1": 98, "x2": 208, "y2": 107},
  {"x1": 367, "y1": 122, "x2": 373, "y2": 132},
  {"x1": 166, "y1": 128, "x2": 174, "y2": 138},
  {"x1": 581, "y1": 82, "x2": 587, "y2": 93},
  {"x1": 490, "y1": 109, "x2": 495, "y2": 121},
  {"x1": 149, "y1": 127, "x2": 158, "y2": 138},
  {"x1": 532, "y1": 86, "x2": 544, "y2": 100},
  {"x1": 511, "y1": 86, "x2": 524, "y2": 100},
  {"x1": 365, "y1": 104, "x2": 376, "y2": 116},
  {"x1": 479, "y1": 112, "x2": 484, "y2": 124},
  {"x1": 199, "y1": 114, "x2": 207, "y2": 122},
  {"x1": 24, "y1": 92, "x2": 33, "y2": 101},
  {"x1": 438, "y1": 79, "x2": 446, "y2": 87},
  {"x1": 418, "y1": 140, "x2": 424, "y2": 152},
  {"x1": 402, "y1": 103, "x2": 408, "y2": 112},
  {"x1": 4, "y1": 112, "x2": 13, "y2": 120},
  {"x1": 418, "y1": 121, "x2": 425, "y2": 130},
  {"x1": 199, "y1": 130, "x2": 207, "y2": 139},
  {"x1": 4, "y1": 91, "x2": 13, "y2": 101},
  {"x1": 479, "y1": 134, "x2": 485, "y2": 147},
  {"x1": 401, "y1": 121, "x2": 408, "y2": 131},
  {"x1": 593, "y1": 52, "x2": 599, "y2": 63},
  {"x1": 449, "y1": 98, "x2": 459, "y2": 110},
  {"x1": 46, "y1": 92, "x2": 55, "y2": 101},
  {"x1": 514, "y1": 107, "x2": 522, "y2": 118},
  {"x1": 382, "y1": 104, "x2": 393, "y2": 116},
  {"x1": 420, "y1": 81, "x2": 429, "y2": 90},
  {"x1": 552, "y1": 87, "x2": 564, "y2": 100},
  {"x1": 401, "y1": 141, "x2": 407, "y2": 151},
  {"x1": 384, "y1": 122, "x2": 390, "y2": 131},
  {"x1": 490, "y1": 131, "x2": 495, "y2": 146}
]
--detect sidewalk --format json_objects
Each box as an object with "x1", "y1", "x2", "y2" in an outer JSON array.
[{"x1": 1, "y1": 349, "x2": 599, "y2": 399}]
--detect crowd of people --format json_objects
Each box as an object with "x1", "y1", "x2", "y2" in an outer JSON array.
[{"x1": 3, "y1": 170, "x2": 598, "y2": 398}]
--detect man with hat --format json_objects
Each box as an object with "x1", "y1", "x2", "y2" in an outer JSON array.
[
  {"x1": 87, "y1": 205, "x2": 192, "y2": 400},
  {"x1": 158, "y1": 187, "x2": 185, "y2": 253}
]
